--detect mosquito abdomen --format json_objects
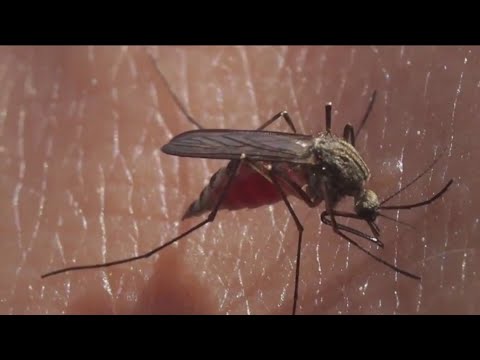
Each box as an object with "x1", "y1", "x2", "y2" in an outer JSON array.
[
  {"x1": 182, "y1": 165, "x2": 230, "y2": 220},
  {"x1": 182, "y1": 162, "x2": 305, "y2": 220}
]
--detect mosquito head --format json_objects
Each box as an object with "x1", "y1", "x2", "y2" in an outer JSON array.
[
  {"x1": 353, "y1": 175, "x2": 453, "y2": 235},
  {"x1": 354, "y1": 189, "x2": 380, "y2": 222}
]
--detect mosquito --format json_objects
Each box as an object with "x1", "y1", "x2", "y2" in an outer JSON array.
[{"x1": 42, "y1": 56, "x2": 453, "y2": 315}]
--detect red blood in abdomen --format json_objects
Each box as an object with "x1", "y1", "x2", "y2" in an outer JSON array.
[{"x1": 220, "y1": 164, "x2": 301, "y2": 211}]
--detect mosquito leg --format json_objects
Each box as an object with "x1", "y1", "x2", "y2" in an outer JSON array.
[
  {"x1": 41, "y1": 160, "x2": 243, "y2": 279},
  {"x1": 355, "y1": 90, "x2": 377, "y2": 139},
  {"x1": 213, "y1": 110, "x2": 299, "y2": 180},
  {"x1": 325, "y1": 103, "x2": 332, "y2": 133},
  {"x1": 256, "y1": 111, "x2": 297, "y2": 133},
  {"x1": 147, "y1": 51, "x2": 204, "y2": 130},
  {"x1": 243, "y1": 160, "x2": 275, "y2": 185},
  {"x1": 319, "y1": 179, "x2": 420, "y2": 280},
  {"x1": 343, "y1": 124, "x2": 356, "y2": 147},
  {"x1": 320, "y1": 210, "x2": 384, "y2": 248},
  {"x1": 271, "y1": 167, "x2": 379, "y2": 245},
  {"x1": 148, "y1": 50, "x2": 300, "y2": 135},
  {"x1": 268, "y1": 171, "x2": 304, "y2": 315},
  {"x1": 329, "y1": 224, "x2": 420, "y2": 280},
  {"x1": 270, "y1": 169, "x2": 322, "y2": 208}
]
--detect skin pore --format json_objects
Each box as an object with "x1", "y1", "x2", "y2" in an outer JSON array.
[{"x1": 1, "y1": 46, "x2": 477, "y2": 314}]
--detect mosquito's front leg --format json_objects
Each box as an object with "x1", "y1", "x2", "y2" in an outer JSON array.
[
  {"x1": 325, "y1": 218, "x2": 420, "y2": 280},
  {"x1": 320, "y1": 210, "x2": 384, "y2": 248},
  {"x1": 318, "y1": 178, "x2": 420, "y2": 280}
]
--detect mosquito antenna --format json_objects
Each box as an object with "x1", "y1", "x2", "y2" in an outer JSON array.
[
  {"x1": 355, "y1": 90, "x2": 377, "y2": 139},
  {"x1": 146, "y1": 51, "x2": 204, "y2": 129},
  {"x1": 379, "y1": 152, "x2": 445, "y2": 206}
]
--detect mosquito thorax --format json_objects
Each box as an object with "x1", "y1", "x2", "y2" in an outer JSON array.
[
  {"x1": 354, "y1": 189, "x2": 380, "y2": 222},
  {"x1": 311, "y1": 133, "x2": 370, "y2": 198}
]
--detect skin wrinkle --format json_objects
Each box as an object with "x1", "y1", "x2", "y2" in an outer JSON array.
[{"x1": 0, "y1": 46, "x2": 477, "y2": 314}]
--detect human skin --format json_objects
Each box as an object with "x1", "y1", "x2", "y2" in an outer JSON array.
[{"x1": 0, "y1": 46, "x2": 477, "y2": 314}]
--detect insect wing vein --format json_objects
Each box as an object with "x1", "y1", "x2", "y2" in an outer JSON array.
[{"x1": 161, "y1": 129, "x2": 314, "y2": 163}]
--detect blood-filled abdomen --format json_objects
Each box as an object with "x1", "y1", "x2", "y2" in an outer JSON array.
[{"x1": 182, "y1": 161, "x2": 307, "y2": 220}]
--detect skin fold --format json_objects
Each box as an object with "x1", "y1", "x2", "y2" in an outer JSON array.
[{"x1": 0, "y1": 46, "x2": 477, "y2": 314}]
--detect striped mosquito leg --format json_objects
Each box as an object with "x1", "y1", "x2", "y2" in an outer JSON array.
[{"x1": 41, "y1": 160, "x2": 243, "y2": 279}]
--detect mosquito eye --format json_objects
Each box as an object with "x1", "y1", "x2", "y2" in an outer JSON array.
[
  {"x1": 356, "y1": 206, "x2": 377, "y2": 222},
  {"x1": 355, "y1": 189, "x2": 380, "y2": 221}
]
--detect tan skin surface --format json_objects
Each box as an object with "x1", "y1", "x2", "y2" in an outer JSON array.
[{"x1": 0, "y1": 46, "x2": 476, "y2": 314}]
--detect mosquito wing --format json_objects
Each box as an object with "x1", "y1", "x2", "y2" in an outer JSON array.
[{"x1": 161, "y1": 129, "x2": 315, "y2": 163}]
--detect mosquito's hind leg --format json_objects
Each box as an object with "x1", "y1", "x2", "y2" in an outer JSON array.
[
  {"x1": 147, "y1": 51, "x2": 204, "y2": 129},
  {"x1": 41, "y1": 160, "x2": 243, "y2": 279},
  {"x1": 244, "y1": 111, "x2": 299, "y2": 182},
  {"x1": 343, "y1": 124, "x2": 356, "y2": 146},
  {"x1": 256, "y1": 111, "x2": 297, "y2": 133},
  {"x1": 148, "y1": 50, "x2": 300, "y2": 134},
  {"x1": 355, "y1": 90, "x2": 377, "y2": 139},
  {"x1": 335, "y1": 91, "x2": 377, "y2": 146},
  {"x1": 325, "y1": 103, "x2": 333, "y2": 133}
]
